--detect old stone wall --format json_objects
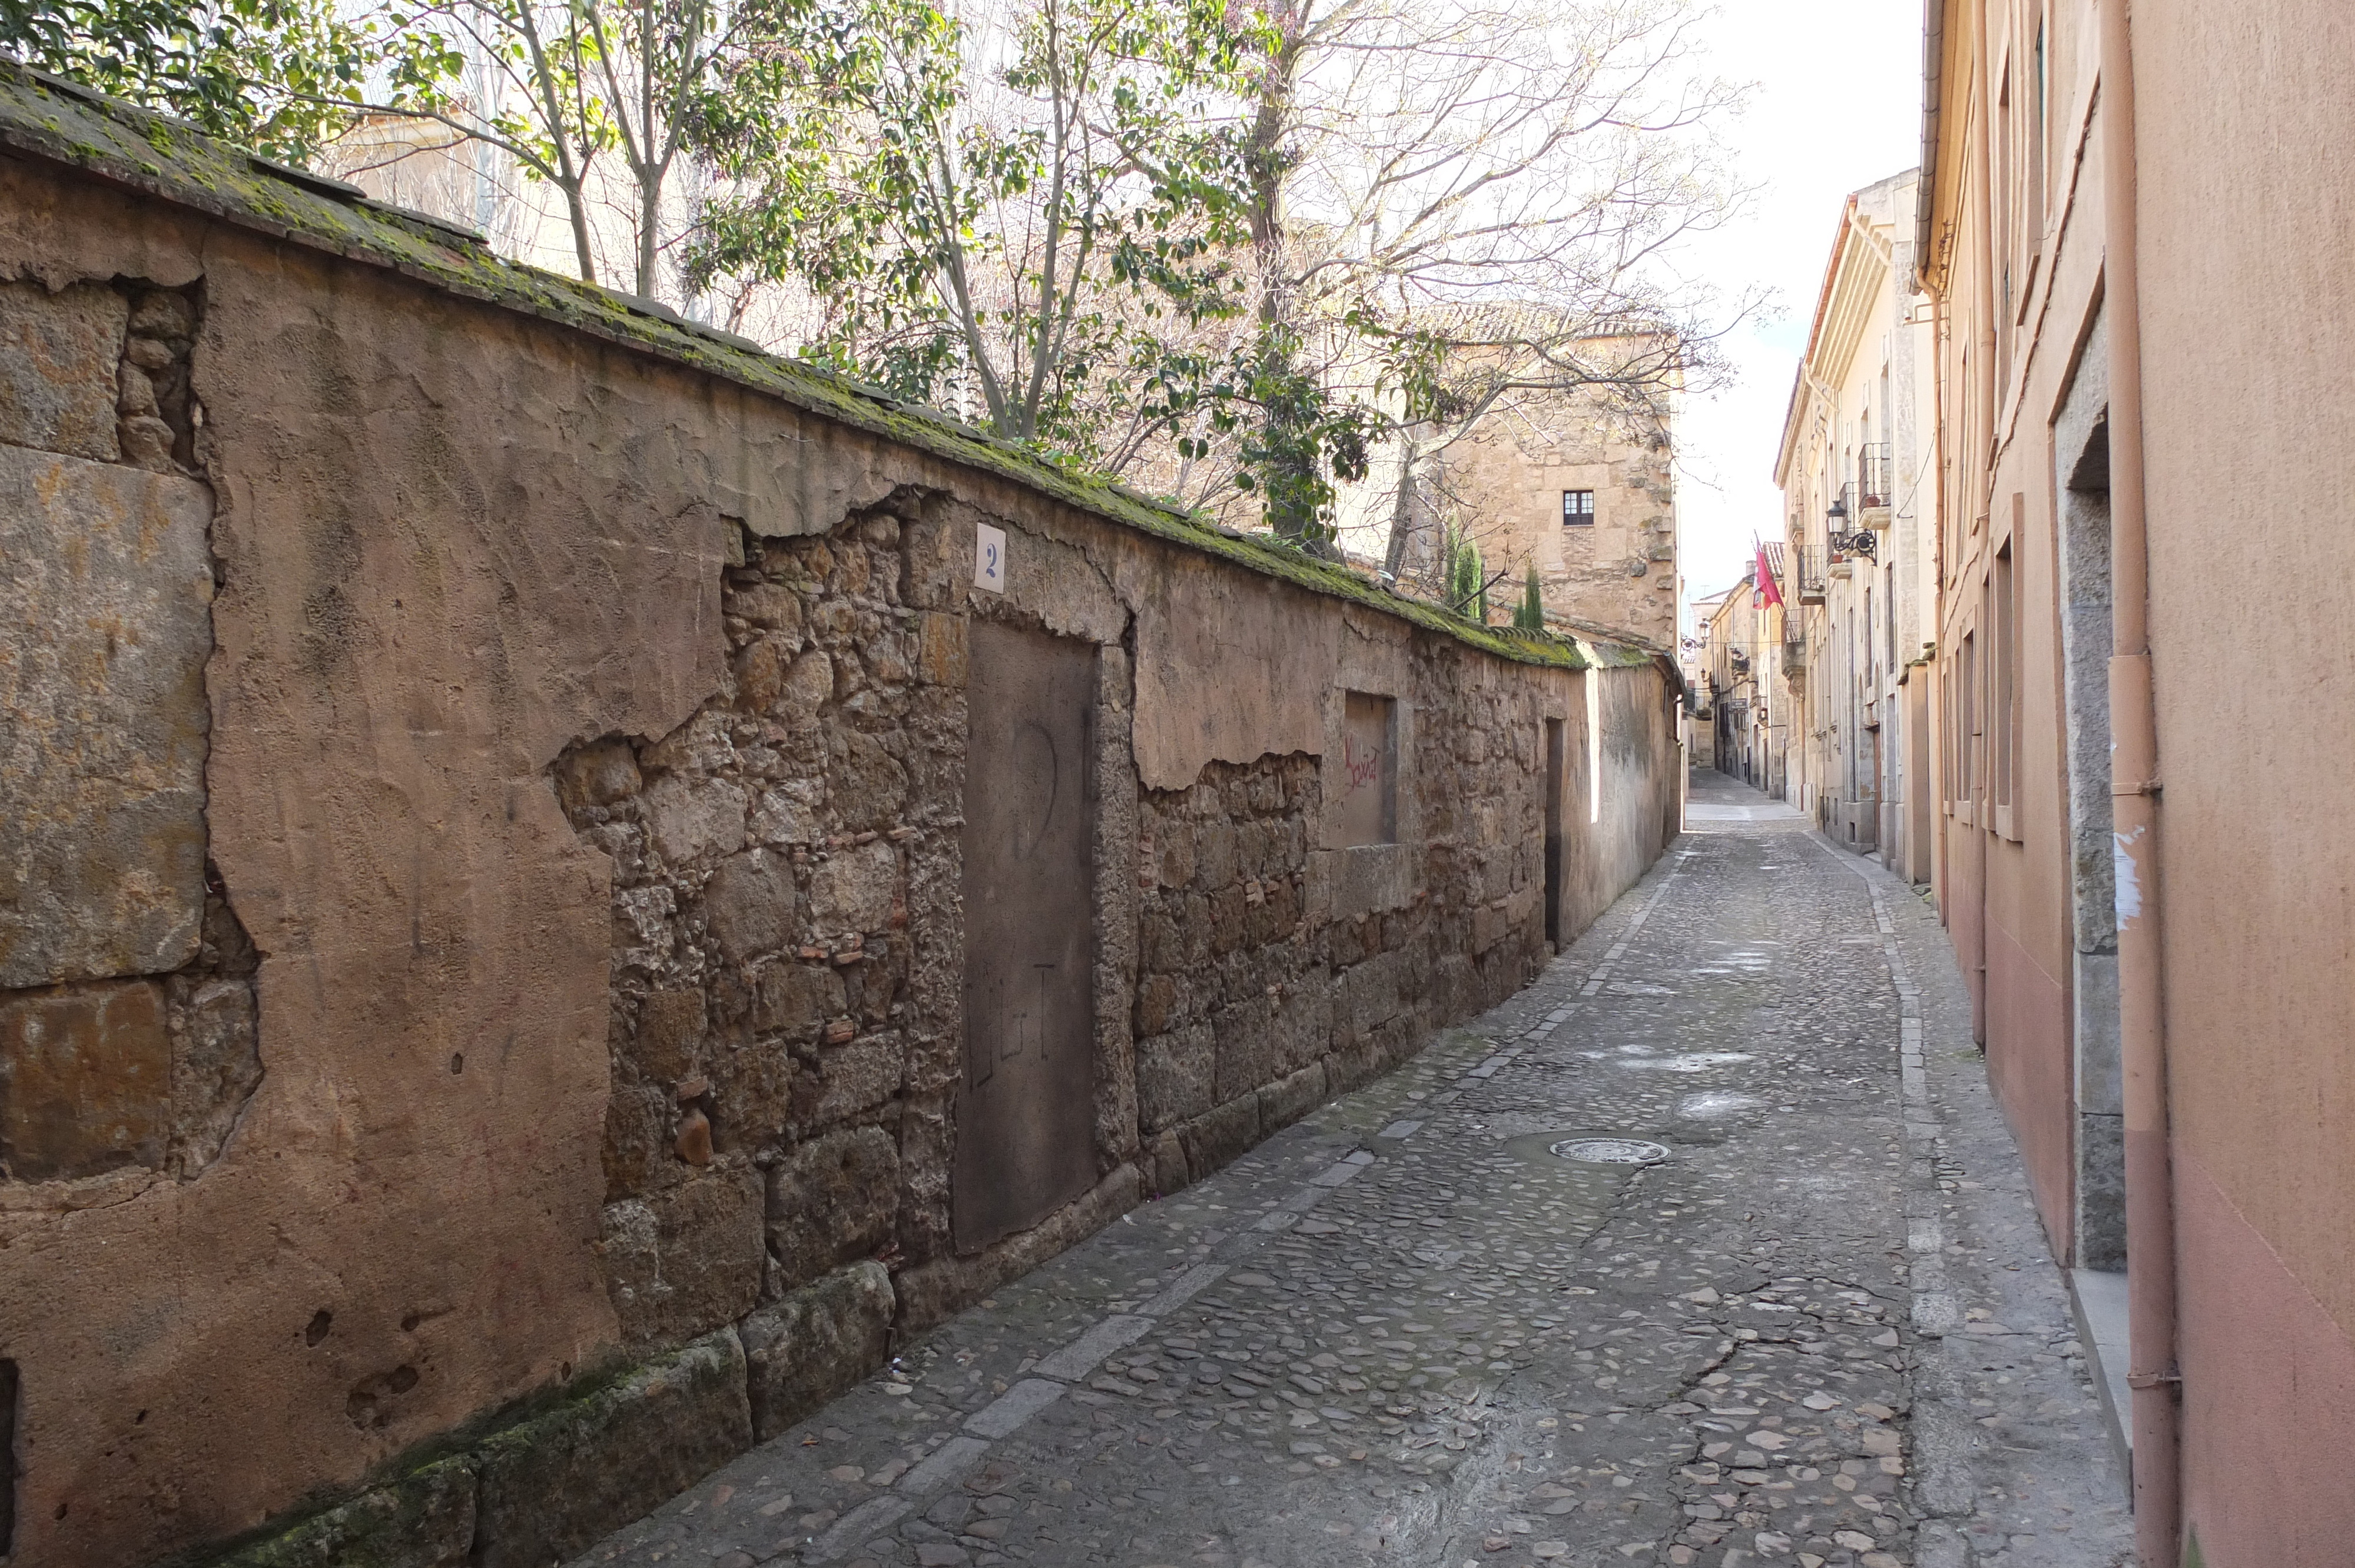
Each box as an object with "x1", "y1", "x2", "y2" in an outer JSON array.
[
  {"x1": 1435, "y1": 388, "x2": 1679, "y2": 650},
  {"x1": 0, "y1": 71, "x2": 1679, "y2": 1568}
]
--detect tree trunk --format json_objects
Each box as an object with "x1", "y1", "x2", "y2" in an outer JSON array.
[
  {"x1": 1246, "y1": 10, "x2": 1312, "y2": 539},
  {"x1": 1382, "y1": 435, "x2": 1421, "y2": 580}
]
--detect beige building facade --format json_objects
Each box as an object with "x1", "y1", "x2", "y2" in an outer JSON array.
[
  {"x1": 1921, "y1": 1, "x2": 2355, "y2": 1562},
  {"x1": 1774, "y1": 170, "x2": 1939, "y2": 885}
]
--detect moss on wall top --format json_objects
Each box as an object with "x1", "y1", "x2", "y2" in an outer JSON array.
[{"x1": 0, "y1": 62, "x2": 1634, "y2": 674}]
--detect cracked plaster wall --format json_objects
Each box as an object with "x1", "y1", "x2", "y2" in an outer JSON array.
[{"x1": 0, "y1": 151, "x2": 1680, "y2": 1568}]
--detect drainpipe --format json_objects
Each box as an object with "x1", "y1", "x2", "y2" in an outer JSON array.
[
  {"x1": 1968, "y1": 22, "x2": 1996, "y2": 1037},
  {"x1": 2097, "y1": 1, "x2": 2181, "y2": 1560}
]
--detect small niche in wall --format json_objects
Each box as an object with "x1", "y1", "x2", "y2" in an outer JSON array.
[{"x1": 1339, "y1": 692, "x2": 1398, "y2": 846}]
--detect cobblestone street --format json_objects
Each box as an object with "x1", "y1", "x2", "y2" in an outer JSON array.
[{"x1": 576, "y1": 773, "x2": 2134, "y2": 1568}]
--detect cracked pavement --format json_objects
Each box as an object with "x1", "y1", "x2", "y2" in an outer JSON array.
[{"x1": 575, "y1": 772, "x2": 2134, "y2": 1568}]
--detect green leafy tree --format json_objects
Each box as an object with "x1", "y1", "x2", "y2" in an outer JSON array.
[
  {"x1": 370, "y1": 0, "x2": 784, "y2": 293},
  {"x1": 1514, "y1": 562, "x2": 1544, "y2": 630},
  {"x1": 0, "y1": 0, "x2": 450, "y2": 162},
  {"x1": 688, "y1": 0, "x2": 1268, "y2": 463}
]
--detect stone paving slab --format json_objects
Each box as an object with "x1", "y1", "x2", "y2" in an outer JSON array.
[{"x1": 571, "y1": 773, "x2": 2133, "y2": 1568}]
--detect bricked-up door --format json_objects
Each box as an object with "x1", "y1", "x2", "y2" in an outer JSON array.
[
  {"x1": 954, "y1": 621, "x2": 1099, "y2": 1252},
  {"x1": 1544, "y1": 718, "x2": 1565, "y2": 947}
]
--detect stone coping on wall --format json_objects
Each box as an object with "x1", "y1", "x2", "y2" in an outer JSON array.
[{"x1": 0, "y1": 58, "x2": 1643, "y2": 676}]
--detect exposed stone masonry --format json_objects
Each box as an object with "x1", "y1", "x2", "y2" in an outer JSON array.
[
  {"x1": 551, "y1": 501, "x2": 951, "y2": 1440},
  {"x1": 0, "y1": 275, "x2": 256, "y2": 1189}
]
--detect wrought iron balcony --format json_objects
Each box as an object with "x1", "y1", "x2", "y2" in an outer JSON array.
[
  {"x1": 1794, "y1": 544, "x2": 1827, "y2": 604},
  {"x1": 1858, "y1": 442, "x2": 1893, "y2": 523}
]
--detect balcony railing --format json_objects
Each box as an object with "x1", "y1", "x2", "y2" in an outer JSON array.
[
  {"x1": 1794, "y1": 544, "x2": 1827, "y2": 604},
  {"x1": 1858, "y1": 442, "x2": 1893, "y2": 520}
]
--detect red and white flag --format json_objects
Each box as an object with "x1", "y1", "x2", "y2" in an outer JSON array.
[{"x1": 1754, "y1": 537, "x2": 1786, "y2": 610}]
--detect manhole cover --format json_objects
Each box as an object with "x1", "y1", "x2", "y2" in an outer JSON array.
[{"x1": 1550, "y1": 1137, "x2": 1669, "y2": 1165}]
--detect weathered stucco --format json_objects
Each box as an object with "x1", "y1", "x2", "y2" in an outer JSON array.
[{"x1": 0, "y1": 69, "x2": 1680, "y2": 1568}]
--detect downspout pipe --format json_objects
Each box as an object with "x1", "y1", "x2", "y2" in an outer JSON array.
[{"x1": 2097, "y1": 1, "x2": 2181, "y2": 1560}]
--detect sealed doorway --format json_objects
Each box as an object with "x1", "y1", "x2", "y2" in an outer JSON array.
[{"x1": 954, "y1": 621, "x2": 1099, "y2": 1251}]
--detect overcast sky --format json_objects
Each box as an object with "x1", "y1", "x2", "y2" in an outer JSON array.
[{"x1": 1671, "y1": 0, "x2": 1925, "y2": 623}]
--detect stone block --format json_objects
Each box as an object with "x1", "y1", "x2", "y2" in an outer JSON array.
[
  {"x1": 642, "y1": 775, "x2": 747, "y2": 866},
  {"x1": 1206, "y1": 883, "x2": 1247, "y2": 956},
  {"x1": 1332, "y1": 841, "x2": 1415, "y2": 919},
  {"x1": 169, "y1": 974, "x2": 259, "y2": 1174},
  {"x1": 0, "y1": 978, "x2": 169, "y2": 1180},
  {"x1": 766, "y1": 1125, "x2": 900, "y2": 1293},
  {"x1": 1254, "y1": 1059, "x2": 1326, "y2": 1135},
  {"x1": 900, "y1": 512, "x2": 966, "y2": 608},
  {"x1": 599, "y1": 1169, "x2": 765, "y2": 1349},
  {"x1": 1193, "y1": 823, "x2": 1239, "y2": 892},
  {"x1": 703, "y1": 849, "x2": 800, "y2": 965},
  {"x1": 210, "y1": 1454, "x2": 478, "y2": 1568},
  {"x1": 751, "y1": 962, "x2": 844, "y2": 1040},
  {"x1": 1272, "y1": 987, "x2": 1331, "y2": 1078},
  {"x1": 708, "y1": 1036, "x2": 805, "y2": 1153},
  {"x1": 1179, "y1": 1094, "x2": 1260, "y2": 1181},
  {"x1": 1336, "y1": 950, "x2": 1404, "y2": 1041},
  {"x1": 739, "y1": 1260, "x2": 895, "y2": 1441},
  {"x1": 631, "y1": 988, "x2": 708, "y2": 1084},
  {"x1": 473, "y1": 1330, "x2": 752, "y2": 1568},
  {"x1": 1146, "y1": 1130, "x2": 1189, "y2": 1197},
  {"x1": 1152, "y1": 827, "x2": 1195, "y2": 889},
  {"x1": 778, "y1": 650, "x2": 833, "y2": 728},
  {"x1": 0, "y1": 278, "x2": 124, "y2": 460},
  {"x1": 732, "y1": 636, "x2": 790, "y2": 712},
  {"x1": 555, "y1": 737, "x2": 642, "y2": 815},
  {"x1": 1135, "y1": 1024, "x2": 1213, "y2": 1134},
  {"x1": 814, "y1": 1031, "x2": 902, "y2": 1124},
  {"x1": 0, "y1": 446, "x2": 213, "y2": 988},
  {"x1": 916, "y1": 611, "x2": 968, "y2": 686},
  {"x1": 603, "y1": 1079, "x2": 672, "y2": 1200},
  {"x1": 1211, "y1": 999, "x2": 1279, "y2": 1105},
  {"x1": 810, "y1": 839, "x2": 898, "y2": 935},
  {"x1": 827, "y1": 731, "x2": 910, "y2": 831},
  {"x1": 730, "y1": 582, "x2": 805, "y2": 637},
  {"x1": 748, "y1": 782, "x2": 821, "y2": 846},
  {"x1": 1133, "y1": 972, "x2": 1180, "y2": 1038}
]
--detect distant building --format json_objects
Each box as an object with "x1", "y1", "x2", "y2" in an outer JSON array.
[
  {"x1": 1701, "y1": 556, "x2": 1791, "y2": 795},
  {"x1": 1334, "y1": 340, "x2": 1678, "y2": 652},
  {"x1": 1772, "y1": 170, "x2": 1936, "y2": 883}
]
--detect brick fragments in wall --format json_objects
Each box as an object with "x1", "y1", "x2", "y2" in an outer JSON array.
[{"x1": 0, "y1": 68, "x2": 1683, "y2": 1568}]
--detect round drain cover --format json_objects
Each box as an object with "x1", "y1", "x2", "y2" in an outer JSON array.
[{"x1": 1550, "y1": 1137, "x2": 1669, "y2": 1165}]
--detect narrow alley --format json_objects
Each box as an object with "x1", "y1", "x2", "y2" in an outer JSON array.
[{"x1": 573, "y1": 777, "x2": 2131, "y2": 1568}]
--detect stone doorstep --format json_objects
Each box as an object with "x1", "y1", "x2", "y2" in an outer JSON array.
[{"x1": 2066, "y1": 1267, "x2": 2134, "y2": 1490}]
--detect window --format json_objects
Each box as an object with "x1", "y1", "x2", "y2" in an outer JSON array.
[
  {"x1": 1994, "y1": 526, "x2": 2020, "y2": 813},
  {"x1": 1561, "y1": 490, "x2": 1595, "y2": 527},
  {"x1": 1957, "y1": 630, "x2": 1978, "y2": 805},
  {"x1": 1338, "y1": 692, "x2": 1398, "y2": 846}
]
